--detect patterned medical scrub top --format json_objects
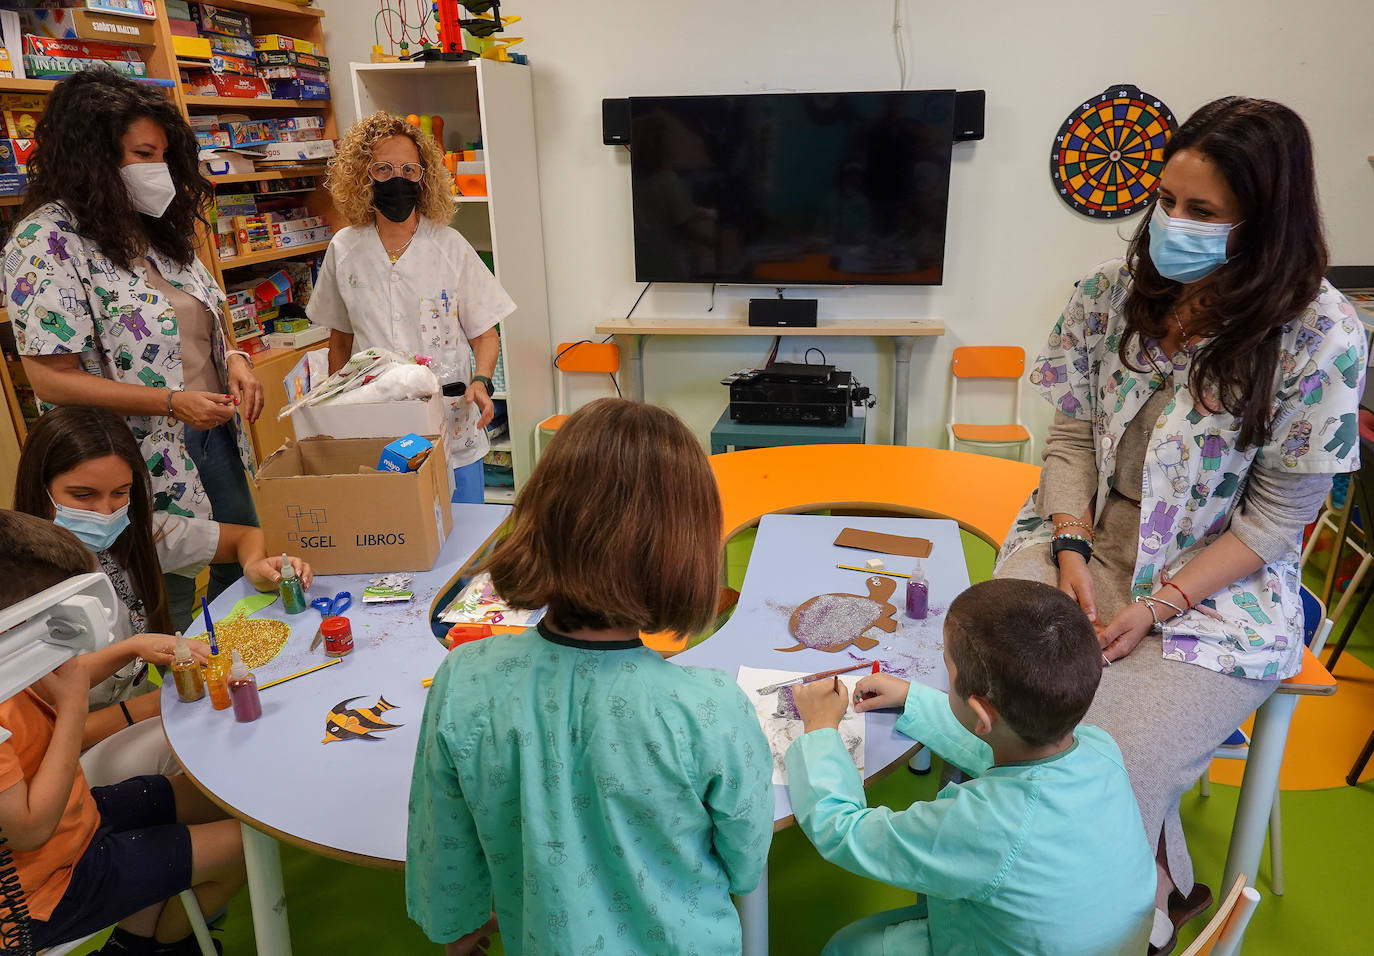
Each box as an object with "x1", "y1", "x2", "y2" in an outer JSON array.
[
  {"x1": 1000, "y1": 258, "x2": 1366, "y2": 681},
  {"x1": 3, "y1": 202, "x2": 253, "y2": 519}
]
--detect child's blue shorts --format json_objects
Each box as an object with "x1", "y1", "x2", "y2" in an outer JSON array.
[{"x1": 30, "y1": 774, "x2": 193, "y2": 950}]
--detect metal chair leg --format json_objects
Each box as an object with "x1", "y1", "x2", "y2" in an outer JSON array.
[
  {"x1": 1199, "y1": 768, "x2": 1211, "y2": 797},
  {"x1": 1326, "y1": 566, "x2": 1374, "y2": 671},
  {"x1": 1348, "y1": 725, "x2": 1374, "y2": 786}
]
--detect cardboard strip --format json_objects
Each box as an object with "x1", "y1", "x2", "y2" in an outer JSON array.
[{"x1": 833, "y1": 528, "x2": 932, "y2": 558}]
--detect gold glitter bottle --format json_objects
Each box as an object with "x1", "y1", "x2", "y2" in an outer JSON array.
[{"x1": 171, "y1": 633, "x2": 205, "y2": 703}]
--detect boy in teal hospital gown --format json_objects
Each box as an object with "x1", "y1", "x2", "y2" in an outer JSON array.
[
  {"x1": 405, "y1": 399, "x2": 773, "y2": 954},
  {"x1": 788, "y1": 578, "x2": 1156, "y2": 955}
]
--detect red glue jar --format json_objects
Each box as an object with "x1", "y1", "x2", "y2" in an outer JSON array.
[
  {"x1": 228, "y1": 649, "x2": 262, "y2": 723},
  {"x1": 906, "y1": 560, "x2": 929, "y2": 620},
  {"x1": 321, "y1": 616, "x2": 353, "y2": 657}
]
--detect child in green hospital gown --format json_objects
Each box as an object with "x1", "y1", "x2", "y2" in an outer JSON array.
[
  {"x1": 405, "y1": 399, "x2": 773, "y2": 955},
  {"x1": 788, "y1": 578, "x2": 1156, "y2": 955}
]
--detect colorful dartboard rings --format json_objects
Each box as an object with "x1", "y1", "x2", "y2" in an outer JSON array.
[{"x1": 1051, "y1": 84, "x2": 1176, "y2": 218}]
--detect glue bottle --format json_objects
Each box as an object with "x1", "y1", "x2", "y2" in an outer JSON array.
[
  {"x1": 279, "y1": 554, "x2": 307, "y2": 614},
  {"x1": 905, "y1": 560, "x2": 929, "y2": 620},
  {"x1": 205, "y1": 640, "x2": 232, "y2": 711},
  {"x1": 227, "y1": 650, "x2": 262, "y2": 723},
  {"x1": 171, "y1": 632, "x2": 205, "y2": 703}
]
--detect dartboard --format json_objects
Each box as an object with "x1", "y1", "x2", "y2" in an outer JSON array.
[{"x1": 1051, "y1": 84, "x2": 1176, "y2": 218}]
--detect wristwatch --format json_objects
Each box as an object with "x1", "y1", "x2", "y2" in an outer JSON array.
[
  {"x1": 471, "y1": 375, "x2": 494, "y2": 394},
  {"x1": 1050, "y1": 535, "x2": 1093, "y2": 565}
]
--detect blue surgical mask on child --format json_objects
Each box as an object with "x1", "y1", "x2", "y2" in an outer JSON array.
[
  {"x1": 1148, "y1": 204, "x2": 1240, "y2": 284},
  {"x1": 50, "y1": 497, "x2": 131, "y2": 552}
]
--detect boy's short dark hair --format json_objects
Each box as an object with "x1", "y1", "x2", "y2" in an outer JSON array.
[
  {"x1": 946, "y1": 578, "x2": 1102, "y2": 746},
  {"x1": 0, "y1": 510, "x2": 96, "y2": 611}
]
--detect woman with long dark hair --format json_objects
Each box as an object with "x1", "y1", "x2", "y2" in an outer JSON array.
[
  {"x1": 14, "y1": 405, "x2": 311, "y2": 783},
  {"x1": 2, "y1": 69, "x2": 264, "y2": 630},
  {"x1": 995, "y1": 97, "x2": 1366, "y2": 953}
]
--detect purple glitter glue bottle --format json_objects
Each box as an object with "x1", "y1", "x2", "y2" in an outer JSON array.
[{"x1": 905, "y1": 560, "x2": 928, "y2": 620}]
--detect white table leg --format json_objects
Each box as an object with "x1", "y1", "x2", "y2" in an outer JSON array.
[
  {"x1": 891, "y1": 336, "x2": 917, "y2": 446},
  {"x1": 241, "y1": 823, "x2": 293, "y2": 956},
  {"x1": 1223, "y1": 694, "x2": 1297, "y2": 891},
  {"x1": 614, "y1": 334, "x2": 646, "y2": 403},
  {"x1": 736, "y1": 864, "x2": 768, "y2": 956}
]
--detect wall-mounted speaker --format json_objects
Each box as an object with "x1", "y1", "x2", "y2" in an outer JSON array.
[
  {"x1": 602, "y1": 98, "x2": 631, "y2": 146},
  {"x1": 954, "y1": 90, "x2": 985, "y2": 142}
]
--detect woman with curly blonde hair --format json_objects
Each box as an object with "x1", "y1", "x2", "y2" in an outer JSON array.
[{"x1": 309, "y1": 111, "x2": 514, "y2": 502}]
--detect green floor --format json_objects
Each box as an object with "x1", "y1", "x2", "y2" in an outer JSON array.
[{"x1": 72, "y1": 532, "x2": 1374, "y2": 954}]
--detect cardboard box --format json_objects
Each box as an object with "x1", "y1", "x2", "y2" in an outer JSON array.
[
  {"x1": 252, "y1": 34, "x2": 316, "y2": 55},
  {"x1": 224, "y1": 118, "x2": 274, "y2": 147},
  {"x1": 378, "y1": 434, "x2": 434, "y2": 474},
  {"x1": 2, "y1": 94, "x2": 44, "y2": 139},
  {"x1": 0, "y1": 139, "x2": 33, "y2": 173},
  {"x1": 274, "y1": 226, "x2": 331, "y2": 247},
  {"x1": 209, "y1": 34, "x2": 255, "y2": 58},
  {"x1": 24, "y1": 53, "x2": 147, "y2": 78},
  {"x1": 256, "y1": 49, "x2": 329, "y2": 72},
  {"x1": 183, "y1": 70, "x2": 268, "y2": 98},
  {"x1": 0, "y1": 173, "x2": 28, "y2": 196},
  {"x1": 256, "y1": 435, "x2": 453, "y2": 575},
  {"x1": 172, "y1": 35, "x2": 212, "y2": 60},
  {"x1": 22, "y1": 34, "x2": 142, "y2": 62},
  {"x1": 22, "y1": 8, "x2": 159, "y2": 46},
  {"x1": 254, "y1": 139, "x2": 335, "y2": 163},
  {"x1": 209, "y1": 53, "x2": 259, "y2": 76},
  {"x1": 268, "y1": 78, "x2": 329, "y2": 100},
  {"x1": 198, "y1": 147, "x2": 256, "y2": 176},
  {"x1": 292, "y1": 398, "x2": 444, "y2": 441},
  {"x1": 263, "y1": 325, "x2": 329, "y2": 350},
  {"x1": 189, "y1": 3, "x2": 252, "y2": 39}
]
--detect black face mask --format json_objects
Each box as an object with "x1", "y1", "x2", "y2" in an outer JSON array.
[{"x1": 371, "y1": 177, "x2": 422, "y2": 223}]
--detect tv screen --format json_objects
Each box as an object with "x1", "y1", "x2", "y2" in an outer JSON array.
[{"x1": 629, "y1": 90, "x2": 957, "y2": 285}]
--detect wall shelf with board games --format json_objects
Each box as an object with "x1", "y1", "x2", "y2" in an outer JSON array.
[{"x1": 0, "y1": 0, "x2": 346, "y2": 466}]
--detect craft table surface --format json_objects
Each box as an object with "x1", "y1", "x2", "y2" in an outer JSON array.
[
  {"x1": 673, "y1": 512, "x2": 969, "y2": 823},
  {"x1": 161, "y1": 503, "x2": 512, "y2": 866}
]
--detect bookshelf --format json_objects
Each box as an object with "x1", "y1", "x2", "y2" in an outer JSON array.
[{"x1": 0, "y1": 0, "x2": 345, "y2": 463}]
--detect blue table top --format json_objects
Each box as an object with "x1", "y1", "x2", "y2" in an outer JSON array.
[
  {"x1": 161, "y1": 503, "x2": 511, "y2": 865},
  {"x1": 674, "y1": 513, "x2": 968, "y2": 821}
]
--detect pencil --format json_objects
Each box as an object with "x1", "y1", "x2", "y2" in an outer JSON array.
[
  {"x1": 836, "y1": 564, "x2": 911, "y2": 579},
  {"x1": 259, "y1": 658, "x2": 340, "y2": 690},
  {"x1": 421, "y1": 677, "x2": 433, "y2": 687}
]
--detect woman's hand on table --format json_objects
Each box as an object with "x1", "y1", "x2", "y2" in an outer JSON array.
[
  {"x1": 128, "y1": 634, "x2": 207, "y2": 668},
  {"x1": 465, "y1": 379, "x2": 495, "y2": 429},
  {"x1": 793, "y1": 678, "x2": 850, "y2": 733},
  {"x1": 244, "y1": 554, "x2": 314, "y2": 592},
  {"x1": 852, "y1": 674, "x2": 910, "y2": 713},
  {"x1": 227, "y1": 355, "x2": 264, "y2": 424},
  {"x1": 1056, "y1": 551, "x2": 1098, "y2": 624},
  {"x1": 170, "y1": 389, "x2": 236, "y2": 429},
  {"x1": 1097, "y1": 601, "x2": 1155, "y2": 663}
]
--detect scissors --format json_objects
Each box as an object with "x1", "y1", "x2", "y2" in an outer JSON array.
[{"x1": 309, "y1": 591, "x2": 353, "y2": 650}]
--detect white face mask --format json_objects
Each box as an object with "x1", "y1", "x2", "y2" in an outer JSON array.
[{"x1": 119, "y1": 162, "x2": 176, "y2": 218}]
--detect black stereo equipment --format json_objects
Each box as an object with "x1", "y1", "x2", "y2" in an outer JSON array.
[{"x1": 728, "y1": 367, "x2": 853, "y2": 426}]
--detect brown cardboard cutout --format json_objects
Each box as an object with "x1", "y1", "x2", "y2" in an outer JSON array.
[
  {"x1": 781, "y1": 576, "x2": 897, "y2": 653},
  {"x1": 833, "y1": 528, "x2": 932, "y2": 558}
]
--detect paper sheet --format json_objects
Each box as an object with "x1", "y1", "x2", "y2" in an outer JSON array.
[{"x1": 737, "y1": 665, "x2": 865, "y2": 785}]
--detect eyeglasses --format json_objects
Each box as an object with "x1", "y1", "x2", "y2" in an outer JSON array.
[{"x1": 368, "y1": 162, "x2": 425, "y2": 183}]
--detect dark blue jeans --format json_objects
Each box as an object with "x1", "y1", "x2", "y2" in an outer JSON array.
[{"x1": 164, "y1": 423, "x2": 258, "y2": 632}]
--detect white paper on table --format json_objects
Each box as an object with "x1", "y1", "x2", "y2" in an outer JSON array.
[{"x1": 737, "y1": 665, "x2": 866, "y2": 785}]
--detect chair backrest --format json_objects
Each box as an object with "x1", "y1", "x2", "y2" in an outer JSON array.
[
  {"x1": 552, "y1": 341, "x2": 621, "y2": 414},
  {"x1": 1299, "y1": 584, "x2": 1333, "y2": 654},
  {"x1": 948, "y1": 346, "x2": 1026, "y2": 430},
  {"x1": 1178, "y1": 874, "x2": 1260, "y2": 956},
  {"x1": 951, "y1": 345, "x2": 1025, "y2": 379}
]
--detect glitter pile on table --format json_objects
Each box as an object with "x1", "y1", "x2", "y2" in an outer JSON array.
[{"x1": 188, "y1": 598, "x2": 290, "y2": 669}]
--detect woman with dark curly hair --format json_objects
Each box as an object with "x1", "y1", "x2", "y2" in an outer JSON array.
[
  {"x1": 2, "y1": 69, "x2": 264, "y2": 631},
  {"x1": 309, "y1": 111, "x2": 513, "y2": 504},
  {"x1": 995, "y1": 97, "x2": 1365, "y2": 953}
]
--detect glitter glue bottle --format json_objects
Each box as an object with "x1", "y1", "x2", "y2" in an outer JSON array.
[
  {"x1": 171, "y1": 633, "x2": 205, "y2": 702},
  {"x1": 205, "y1": 643, "x2": 232, "y2": 711},
  {"x1": 279, "y1": 554, "x2": 307, "y2": 614},
  {"x1": 228, "y1": 650, "x2": 262, "y2": 723},
  {"x1": 906, "y1": 560, "x2": 929, "y2": 620}
]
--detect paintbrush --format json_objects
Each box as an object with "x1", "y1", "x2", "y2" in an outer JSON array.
[{"x1": 756, "y1": 660, "x2": 873, "y2": 696}]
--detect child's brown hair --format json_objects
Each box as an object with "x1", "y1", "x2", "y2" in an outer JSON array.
[
  {"x1": 481, "y1": 399, "x2": 722, "y2": 638},
  {"x1": 945, "y1": 578, "x2": 1102, "y2": 746},
  {"x1": 0, "y1": 509, "x2": 96, "y2": 611}
]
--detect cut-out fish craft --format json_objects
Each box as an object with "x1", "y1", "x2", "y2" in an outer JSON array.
[
  {"x1": 780, "y1": 576, "x2": 898, "y2": 653},
  {"x1": 322, "y1": 695, "x2": 403, "y2": 744}
]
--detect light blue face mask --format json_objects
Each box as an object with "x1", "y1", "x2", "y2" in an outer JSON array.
[
  {"x1": 1148, "y1": 204, "x2": 1240, "y2": 284},
  {"x1": 50, "y1": 497, "x2": 131, "y2": 552}
]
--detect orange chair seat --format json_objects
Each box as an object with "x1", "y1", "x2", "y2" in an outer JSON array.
[
  {"x1": 538, "y1": 414, "x2": 569, "y2": 433},
  {"x1": 951, "y1": 423, "x2": 1030, "y2": 444}
]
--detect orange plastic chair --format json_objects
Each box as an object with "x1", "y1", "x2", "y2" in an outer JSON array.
[
  {"x1": 1177, "y1": 874, "x2": 1260, "y2": 956},
  {"x1": 535, "y1": 341, "x2": 620, "y2": 459},
  {"x1": 946, "y1": 345, "x2": 1032, "y2": 462}
]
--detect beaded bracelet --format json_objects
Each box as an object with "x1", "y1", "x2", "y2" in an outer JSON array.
[
  {"x1": 1052, "y1": 531, "x2": 1093, "y2": 544},
  {"x1": 1054, "y1": 518, "x2": 1093, "y2": 534}
]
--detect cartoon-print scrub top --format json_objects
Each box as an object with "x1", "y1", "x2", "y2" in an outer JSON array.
[
  {"x1": 3, "y1": 202, "x2": 253, "y2": 519},
  {"x1": 1000, "y1": 258, "x2": 1366, "y2": 681}
]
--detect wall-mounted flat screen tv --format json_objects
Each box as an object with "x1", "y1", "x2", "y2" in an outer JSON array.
[{"x1": 629, "y1": 90, "x2": 957, "y2": 285}]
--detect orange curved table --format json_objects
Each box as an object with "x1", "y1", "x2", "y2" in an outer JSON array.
[{"x1": 642, "y1": 445, "x2": 1041, "y2": 654}]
